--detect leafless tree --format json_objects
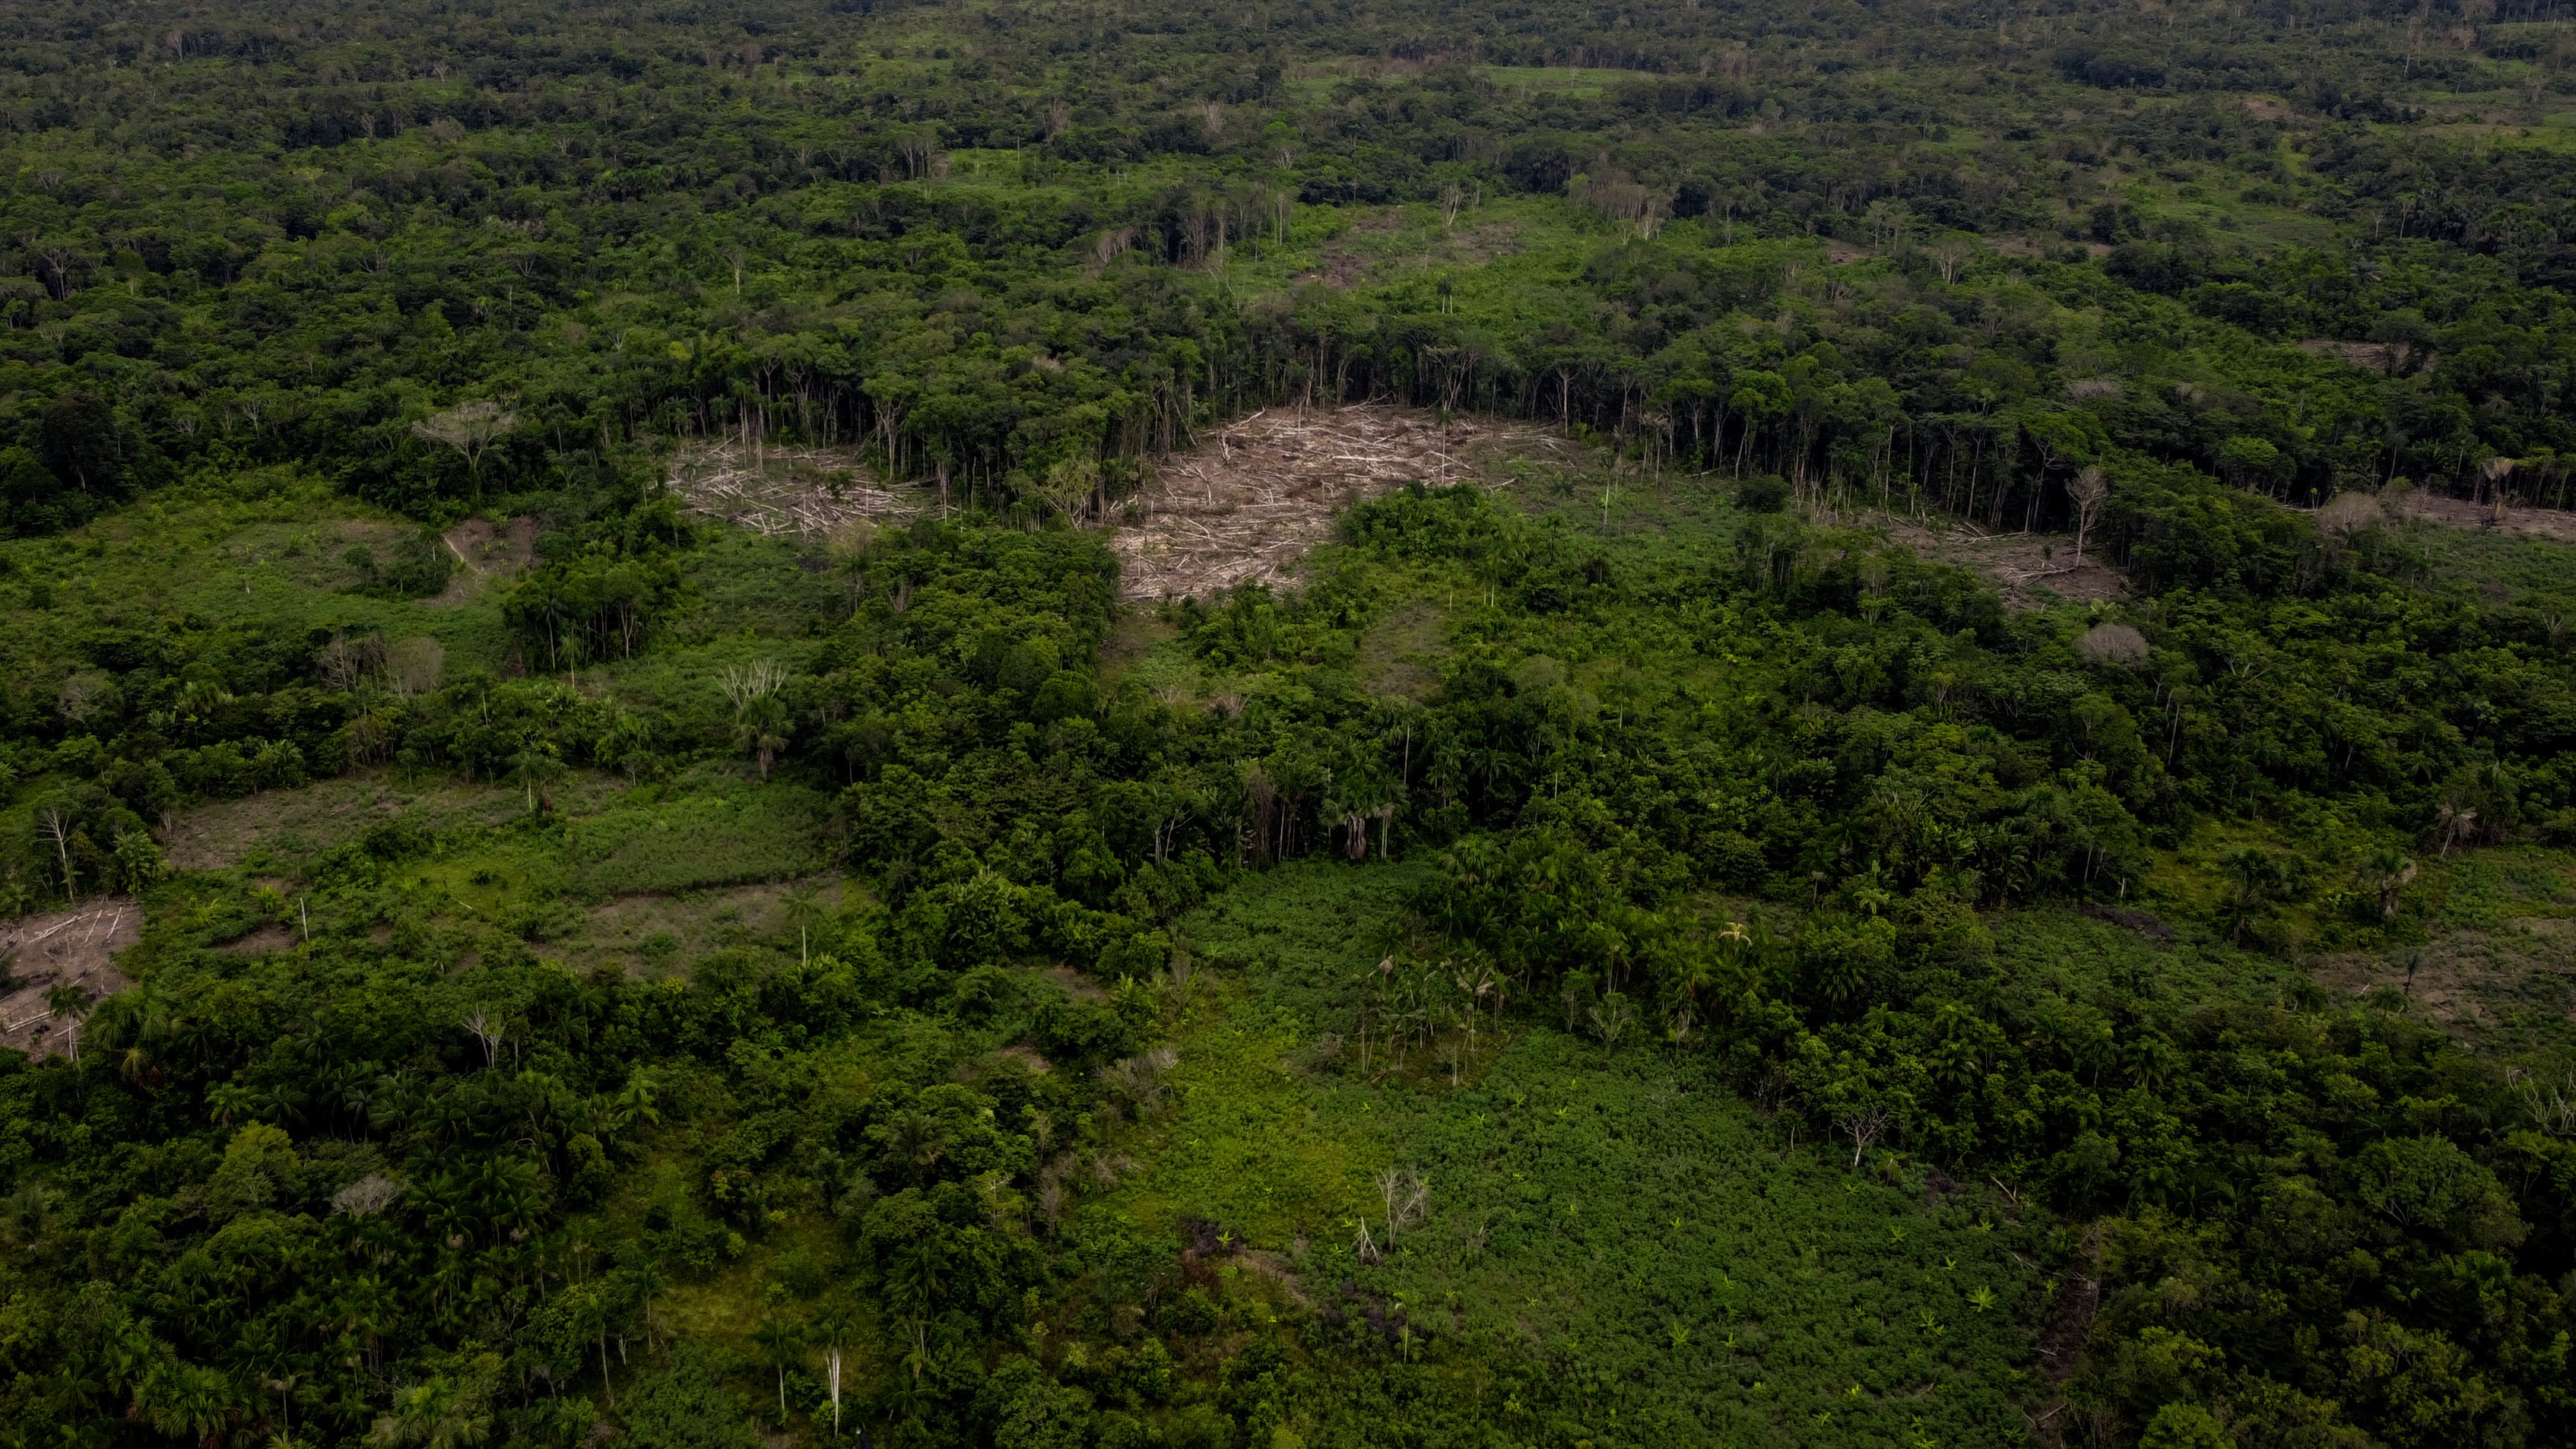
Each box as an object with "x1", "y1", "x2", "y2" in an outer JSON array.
[
  {"x1": 1838, "y1": 1105, "x2": 1891, "y2": 1167},
  {"x1": 36, "y1": 805, "x2": 78, "y2": 900},
  {"x1": 1088, "y1": 227, "x2": 1136, "y2": 274},
  {"x1": 2510, "y1": 1067, "x2": 2576, "y2": 1138},
  {"x1": 385, "y1": 636, "x2": 446, "y2": 696},
  {"x1": 56, "y1": 672, "x2": 114, "y2": 727},
  {"x1": 1375, "y1": 1166, "x2": 1429, "y2": 1244},
  {"x1": 315, "y1": 632, "x2": 386, "y2": 692},
  {"x1": 896, "y1": 128, "x2": 942, "y2": 180},
  {"x1": 462, "y1": 1008, "x2": 508, "y2": 1068},
  {"x1": 2075, "y1": 624, "x2": 2149, "y2": 669},
  {"x1": 719, "y1": 658, "x2": 788, "y2": 710},
  {"x1": 1573, "y1": 178, "x2": 1673, "y2": 239},
  {"x1": 332, "y1": 1173, "x2": 406, "y2": 1216},
  {"x1": 2067, "y1": 465, "x2": 2109, "y2": 560},
  {"x1": 413, "y1": 400, "x2": 519, "y2": 494}
]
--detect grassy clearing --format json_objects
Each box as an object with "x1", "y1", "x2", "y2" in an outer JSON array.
[
  {"x1": 2397, "y1": 512, "x2": 2576, "y2": 614},
  {"x1": 166, "y1": 767, "x2": 627, "y2": 873},
  {"x1": 0, "y1": 472, "x2": 513, "y2": 690},
  {"x1": 563, "y1": 774, "x2": 833, "y2": 896},
  {"x1": 1358, "y1": 1032, "x2": 2041, "y2": 1447},
  {"x1": 1480, "y1": 65, "x2": 1645, "y2": 98},
  {"x1": 1104, "y1": 861, "x2": 2048, "y2": 1447}
]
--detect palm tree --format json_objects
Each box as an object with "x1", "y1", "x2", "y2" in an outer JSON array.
[
  {"x1": 44, "y1": 980, "x2": 90, "y2": 1061},
  {"x1": 781, "y1": 882, "x2": 826, "y2": 964},
  {"x1": 813, "y1": 1300, "x2": 862, "y2": 1435},
  {"x1": 751, "y1": 1311, "x2": 807, "y2": 1424},
  {"x1": 139, "y1": 1360, "x2": 241, "y2": 1445},
  {"x1": 366, "y1": 1376, "x2": 492, "y2": 1449},
  {"x1": 734, "y1": 692, "x2": 792, "y2": 780},
  {"x1": 507, "y1": 746, "x2": 561, "y2": 815}
]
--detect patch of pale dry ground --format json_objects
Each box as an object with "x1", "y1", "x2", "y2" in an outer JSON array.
[
  {"x1": 0, "y1": 900, "x2": 138, "y2": 1059},
  {"x1": 2311, "y1": 917, "x2": 2576, "y2": 1037},
  {"x1": 2389, "y1": 488, "x2": 2576, "y2": 544},
  {"x1": 666, "y1": 437, "x2": 924, "y2": 542},
  {"x1": 1861, "y1": 511, "x2": 2128, "y2": 608},
  {"x1": 1109, "y1": 404, "x2": 1566, "y2": 600}
]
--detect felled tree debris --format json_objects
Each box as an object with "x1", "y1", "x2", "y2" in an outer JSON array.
[
  {"x1": 667, "y1": 438, "x2": 924, "y2": 539},
  {"x1": 1109, "y1": 404, "x2": 1562, "y2": 600}
]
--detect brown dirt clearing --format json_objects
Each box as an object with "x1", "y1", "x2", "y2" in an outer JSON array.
[
  {"x1": 1110, "y1": 404, "x2": 1566, "y2": 600},
  {"x1": 1049, "y1": 963, "x2": 1112, "y2": 1003},
  {"x1": 2390, "y1": 489, "x2": 2576, "y2": 544},
  {"x1": 2298, "y1": 338, "x2": 2403, "y2": 373},
  {"x1": 426, "y1": 515, "x2": 538, "y2": 607},
  {"x1": 0, "y1": 900, "x2": 138, "y2": 1060},
  {"x1": 1864, "y1": 512, "x2": 2127, "y2": 608},
  {"x1": 221, "y1": 922, "x2": 298, "y2": 956},
  {"x1": 443, "y1": 515, "x2": 537, "y2": 574},
  {"x1": 667, "y1": 437, "x2": 925, "y2": 542},
  {"x1": 2312, "y1": 918, "x2": 2576, "y2": 1037}
]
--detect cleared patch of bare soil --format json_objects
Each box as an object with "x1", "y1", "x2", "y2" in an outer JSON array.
[
  {"x1": 221, "y1": 922, "x2": 298, "y2": 956},
  {"x1": 2312, "y1": 917, "x2": 2576, "y2": 1035},
  {"x1": 424, "y1": 515, "x2": 538, "y2": 607},
  {"x1": 668, "y1": 437, "x2": 923, "y2": 541},
  {"x1": 444, "y1": 515, "x2": 537, "y2": 574},
  {"x1": 0, "y1": 900, "x2": 138, "y2": 1060},
  {"x1": 1866, "y1": 512, "x2": 2127, "y2": 608},
  {"x1": 2299, "y1": 338, "x2": 2401, "y2": 373},
  {"x1": 1110, "y1": 404, "x2": 1566, "y2": 600},
  {"x1": 2392, "y1": 489, "x2": 2576, "y2": 544}
]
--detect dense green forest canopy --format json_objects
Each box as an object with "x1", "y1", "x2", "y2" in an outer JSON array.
[
  {"x1": 2, "y1": 2, "x2": 2575, "y2": 1449},
  {"x1": 2, "y1": 0, "x2": 2576, "y2": 527}
]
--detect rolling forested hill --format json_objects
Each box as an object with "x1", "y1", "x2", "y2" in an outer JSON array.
[{"x1": 2, "y1": 2, "x2": 2576, "y2": 1447}]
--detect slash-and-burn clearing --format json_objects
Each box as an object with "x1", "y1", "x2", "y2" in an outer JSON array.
[
  {"x1": 668, "y1": 438, "x2": 925, "y2": 540},
  {"x1": 0, "y1": 901, "x2": 137, "y2": 1060},
  {"x1": 1109, "y1": 404, "x2": 1564, "y2": 600}
]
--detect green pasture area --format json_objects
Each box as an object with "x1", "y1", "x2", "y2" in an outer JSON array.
[
  {"x1": 1481, "y1": 65, "x2": 1654, "y2": 99},
  {"x1": 1092, "y1": 862, "x2": 2046, "y2": 1448}
]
